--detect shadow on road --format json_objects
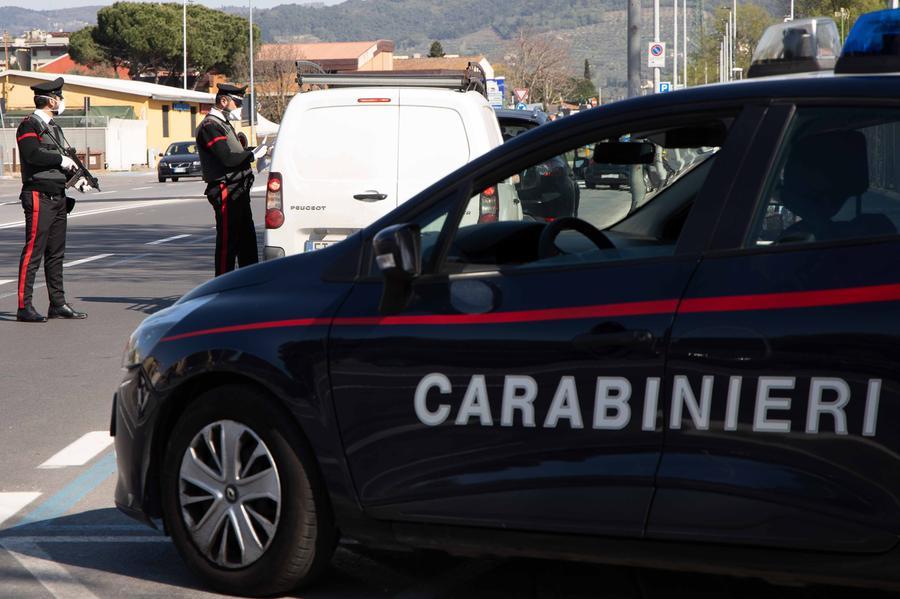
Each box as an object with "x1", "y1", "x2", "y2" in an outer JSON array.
[{"x1": 77, "y1": 295, "x2": 179, "y2": 315}]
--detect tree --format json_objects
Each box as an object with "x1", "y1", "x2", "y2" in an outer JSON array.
[
  {"x1": 794, "y1": 0, "x2": 883, "y2": 31},
  {"x1": 688, "y1": 3, "x2": 777, "y2": 85},
  {"x1": 69, "y1": 2, "x2": 258, "y2": 87},
  {"x1": 583, "y1": 58, "x2": 591, "y2": 81},
  {"x1": 252, "y1": 44, "x2": 302, "y2": 123},
  {"x1": 570, "y1": 77, "x2": 596, "y2": 102},
  {"x1": 505, "y1": 29, "x2": 577, "y2": 106},
  {"x1": 428, "y1": 41, "x2": 445, "y2": 58}
]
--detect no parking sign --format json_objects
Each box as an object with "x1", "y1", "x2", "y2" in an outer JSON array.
[{"x1": 648, "y1": 42, "x2": 666, "y2": 68}]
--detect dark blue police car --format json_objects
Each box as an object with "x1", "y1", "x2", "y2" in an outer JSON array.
[{"x1": 114, "y1": 11, "x2": 900, "y2": 595}]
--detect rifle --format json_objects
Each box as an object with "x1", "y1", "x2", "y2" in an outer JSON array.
[{"x1": 30, "y1": 115, "x2": 101, "y2": 191}]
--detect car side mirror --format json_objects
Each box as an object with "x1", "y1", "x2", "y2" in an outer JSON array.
[
  {"x1": 158, "y1": 153, "x2": 164, "y2": 157},
  {"x1": 373, "y1": 223, "x2": 421, "y2": 313}
]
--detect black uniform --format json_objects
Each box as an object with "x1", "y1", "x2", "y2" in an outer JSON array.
[
  {"x1": 16, "y1": 83, "x2": 70, "y2": 316},
  {"x1": 196, "y1": 90, "x2": 258, "y2": 276}
]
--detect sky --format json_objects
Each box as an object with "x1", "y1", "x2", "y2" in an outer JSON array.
[{"x1": 2, "y1": 0, "x2": 345, "y2": 8}]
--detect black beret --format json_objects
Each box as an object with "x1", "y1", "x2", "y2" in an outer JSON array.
[
  {"x1": 216, "y1": 83, "x2": 247, "y2": 96},
  {"x1": 31, "y1": 77, "x2": 64, "y2": 97}
]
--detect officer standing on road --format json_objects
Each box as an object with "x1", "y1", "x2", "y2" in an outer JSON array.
[
  {"x1": 196, "y1": 83, "x2": 268, "y2": 276},
  {"x1": 15, "y1": 77, "x2": 89, "y2": 323}
]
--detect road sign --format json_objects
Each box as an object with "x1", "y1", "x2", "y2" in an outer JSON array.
[
  {"x1": 648, "y1": 42, "x2": 666, "y2": 68},
  {"x1": 513, "y1": 88, "x2": 529, "y2": 102},
  {"x1": 657, "y1": 81, "x2": 672, "y2": 94},
  {"x1": 515, "y1": 102, "x2": 528, "y2": 111}
]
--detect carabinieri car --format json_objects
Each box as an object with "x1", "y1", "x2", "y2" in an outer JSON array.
[{"x1": 114, "y1": 13, "x2": 900, "y2": 595}]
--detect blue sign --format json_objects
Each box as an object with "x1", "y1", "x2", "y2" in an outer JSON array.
[
  {"x1": 657, "y1": 81, "x2": 672, "y2": 94},
  {"x1": 173, "y1": 102, "x2": 190, "y2": 112},
  {"x1": 516, "y1": 102, "x2": 528, "y2": 110}
]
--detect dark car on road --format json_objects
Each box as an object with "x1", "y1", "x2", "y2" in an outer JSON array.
[
  {"x1": 584, "y1": 155, "x2": 631, "y2": 189},
  {"x1": 114, "y1": 14, "x2": 900, "y2": 595},
  {"x1": 496, "y1": 108, "x2": 580, "y2": 219},
  {"x1": 157, "y1": 141, "x2": 202, "y2": 183}
]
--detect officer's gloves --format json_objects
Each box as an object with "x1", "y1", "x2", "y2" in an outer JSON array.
[
  {"x1": 252, "y1": 145, "x2": 269, "y2": 161},
  {"x1": 72, "y1": 176, "x2": 93, "y2": 193},
  {"x1": 59, "y1": 155, "x2": 77, "y2": 172}
]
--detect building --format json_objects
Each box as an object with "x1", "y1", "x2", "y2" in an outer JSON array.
[
  {"x1": 257, "y1": 40, "x2": 395, "y2": 73},
  {"x1": 4, "y1": 30, "x2": 70, "y2": 72},
  {"x1": 37, "y1": 53, "x2": 131, "y2": 80},
  {"x1": 392, "y1": 54, "x2": 494, "y2": 79}
]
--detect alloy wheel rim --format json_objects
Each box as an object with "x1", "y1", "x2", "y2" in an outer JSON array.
[{"x1": 178, "y1": 419, "x2": 282, "y2": 569}]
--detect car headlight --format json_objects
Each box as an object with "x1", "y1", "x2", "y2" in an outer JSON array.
[
  {"x1": 193, "y1": 161, "x2": 201, "y2": 166},
  {"x1": 122, "y1": 295, "x2": 216, "y2": 368}
]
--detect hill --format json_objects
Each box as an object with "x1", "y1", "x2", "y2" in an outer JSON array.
[{"x1": 0, "y1": 6, "x2": 100, "y2": 33}]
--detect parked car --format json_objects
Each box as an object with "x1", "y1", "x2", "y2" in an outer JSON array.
[
  {"x1": 584, "y1": 153, "x2": 631, "y2": 190},
  {"x1": 264, "y1": 73, "x2": 508, "y2": 259},
  {"x1": 157, "y1": 141, "x2": 201, "y2": 182},
  {"x1": 494, "y1": 107, "x2": 548, "y2": 141}
]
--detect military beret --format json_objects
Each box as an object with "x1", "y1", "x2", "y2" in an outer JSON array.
[
  {"x1": 31, "y1": 77, "x2": 64, "y2": 98},
  {"x1": 216, "y1": 83, "x2": 247, "y2": 97}
]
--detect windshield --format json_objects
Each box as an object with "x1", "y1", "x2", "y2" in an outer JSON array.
[{"x1": 166, "y1": 142, "x2": 197, "y2": 155}]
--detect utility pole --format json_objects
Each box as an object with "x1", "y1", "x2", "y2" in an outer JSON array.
[
  {"x1": 183, "y1": 0, "x2": 187, "y2": 89},
  {"x1": 683, "y1": 0, "x2": 687, "y2": 87},
  {"x1": 732, "y1": 0, "x2": 737, "y2": 81},
  {"x1": 654, "y1": 0, "x2": 661, "y2": 92},
  {"x1": 249, "y1": 0, "x2": 256, "y2": 145},
  {"x1": 674, "y1": 0, "x2": 679, "y2": 88},
  {"x1": 627, "y1": 0, "x2": 641, "y2": 98}
]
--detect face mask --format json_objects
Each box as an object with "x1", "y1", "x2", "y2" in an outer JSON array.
[
  {"x1": 228, "y1": 108, "x2": 242, "y2": 121},
  {"x1": 54, "y1": 99, "x2": 65, "y2": 115}
]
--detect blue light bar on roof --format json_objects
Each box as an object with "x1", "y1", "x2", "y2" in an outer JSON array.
[{"x1": 835, "y1": 8, "x2": 900, "y2": 74}]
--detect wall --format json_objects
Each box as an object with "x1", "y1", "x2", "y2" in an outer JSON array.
[
  {"x1": 359, "y1": 51, "x2": 393, "y2": 71},
  {"x1": 106, "y1": 119, "x2": 148, "y2": 171}
]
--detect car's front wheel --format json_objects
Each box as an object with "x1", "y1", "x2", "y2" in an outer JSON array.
[
  {"x1": 158, "y1": 176, "x2": 166, "y2": 183},
  {"x1": 161, "y1": 385, "x2": 336, "y2": 596}
]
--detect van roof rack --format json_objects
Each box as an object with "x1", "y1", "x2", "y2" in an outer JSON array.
[{"x1": 296, "y1": 61, "x2": 487, "y2": 98}]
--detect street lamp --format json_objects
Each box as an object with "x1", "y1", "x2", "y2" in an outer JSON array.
[
  {"x1": 249, "y1": 0, "x2": 256, "y2": 145},
  {"x1": 183, "y1": 0, "x2": 188, "y2": 89}
]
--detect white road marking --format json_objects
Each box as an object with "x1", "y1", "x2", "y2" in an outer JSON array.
[
  {"x1": 251, "y1": 185, "x2": 266, "y2": 193},
  {"x1": 38, "y1": 432, "x2": 113, "y2": 469},
  {"x1": 0, "y1": 279, "x2": 14, "y2": 286},
  {"x1": 133, "y1": 186, "x2": 152, "y2": 190},
  {"x1": 146, "y1": 233, "x2": 191, "y2": 245},
  {"x1": 0, "y1": 197, "x2": 202, "y2": 230},
  {"x1": 108, "y1": 253, "x2": 153, "y2": 266},
  {"x1": 62, "y1": 254, "x2": 114, "y2": 268},
  {"x1": 93, "y1": 191, "x2": 114, "y2": 195},
  {"x1": 1, "y1": 539, "x2": 101, "y2": 598},
  {"x1": 188, "y1": 234, "x2": 216, "y2": 244},
  {"x1": 0, "y1": 493, "x2": 41, "y2": 527}
]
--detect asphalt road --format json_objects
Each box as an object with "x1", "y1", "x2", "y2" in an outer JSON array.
[{"x1": 0, "y1": 171, "x2": 895, "y2": 598}]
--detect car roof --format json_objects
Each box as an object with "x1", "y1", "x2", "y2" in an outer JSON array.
[{"x1": 494, "y1": 108, "x2": 549, "y2": 125}]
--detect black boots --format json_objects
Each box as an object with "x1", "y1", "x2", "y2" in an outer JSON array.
[
  {"x1": 16, "y1": 305, "x2": 47, "y2": 323},
  {"x1": 48, "y1": 303, "x2": 88, "y2": 319}
]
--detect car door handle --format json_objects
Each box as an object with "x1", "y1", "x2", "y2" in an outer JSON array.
[
  {"x1": 353, "y1": 190, "x2": 388, "y2": 202},
  {"x1": 574, "y1": 329, "x2": 654, "y2": 350}
]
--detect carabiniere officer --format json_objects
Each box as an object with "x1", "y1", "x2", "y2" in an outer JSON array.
[
  {"x1": 196, "y1": 83, "x2": 268, "y2": 276},
  {"x1": 15, "y1": 77, "x2": 89, "y2": 323}
]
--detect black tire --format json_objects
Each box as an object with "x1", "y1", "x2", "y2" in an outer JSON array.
[
  {"x1": 585, "y1": 182, "x2": 595, "y2": 189},
  {"x1": 172, "y1": 177, "x2": 180, "y2": 182},
  {"x1": 161, "y1": 385, "x2": 337, "y2": 596},
  {"x1": 611, "y1": 184, "x2": 620, "y2": 190},
  {"x1": 158, "y1": 176, "x2": 166, "y2": 183}
]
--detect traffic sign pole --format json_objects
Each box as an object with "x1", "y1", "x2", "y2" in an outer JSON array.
[{"x1": 653, "y1": 0, "x2": 660, "y2": 93}]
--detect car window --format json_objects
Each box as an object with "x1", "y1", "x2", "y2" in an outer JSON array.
[
  {"x1": 434, "y1": 118, "x2": 730, "y2": 274},
  {"x1": 748, "y1": 107, "x2": 900, "y2": 247},
  {"x1": 166, "y1": 142, "x2": 196, "y2": 155}
]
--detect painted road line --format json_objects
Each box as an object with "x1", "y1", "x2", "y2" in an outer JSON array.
[
  {"x1": 93, "y1": 191, "x2": 114, "y2": 195},
  {"x1": 108, "y1": 253, "x2": 153, "y2": 267},
  {"x1": 0, "y1": 539, "x2": 101, "y2": 598},
  {"x1": 63, "y1": 254, "x2": 114, "y2": 268},
  {"x1": 133, "y1": 186, "x2": 152, "y2": 190},
  {"x1": 38, "y1": 432, "x2": 114, "y2": 469},
  {"x1": 188, "y1": 234, "x2": 216, "y2": 244},
  {"x1": 0, "y1": 197, "x2": 202, "y2": 230},
  {"x1": 0, "y1": 282, "x2": 44, "y2": 301},
  {"x1": 16, "y1": 452, "x2": 116, "y2": 527},
  {"x1": 251, "y1": 185, "x2": 266, "y2": 193},
  {"x1": 0, "y1": 493, "x2": 41, "y2": 528},
  {"x1": 146, "y1": 233, "x2": 191, "y2": 245},
  {"x1": 0, "y1": 279, "x2": 13, "y2": 286}
]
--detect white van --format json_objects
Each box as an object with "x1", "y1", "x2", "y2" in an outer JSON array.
[{"x1": 263, "y1": 78, "x2": 506, "y2": 258}]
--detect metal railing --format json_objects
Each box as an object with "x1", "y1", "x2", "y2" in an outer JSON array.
[{"x1": 0, "y1": 115, "x2": 110, "y2": 128}]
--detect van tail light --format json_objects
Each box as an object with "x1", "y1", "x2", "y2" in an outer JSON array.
[
  {"x1": 266, "y1": 172, "x2": 284, "y2": 229},
  {"x1": 478, "y1": 186, "x2": 498, "y2": 223}
]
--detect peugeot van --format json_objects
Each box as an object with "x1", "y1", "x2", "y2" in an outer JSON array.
[{"x1": 263, "y1": 75, "x2": 506, "y2": 258}]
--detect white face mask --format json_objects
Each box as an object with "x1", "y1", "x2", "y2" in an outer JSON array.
[
  {"x1": 54, "y1": 99, "x2": 65, "y2": 115},
  {"x1": 228, "y1": 108, "x2": 242, "y2": 121}
]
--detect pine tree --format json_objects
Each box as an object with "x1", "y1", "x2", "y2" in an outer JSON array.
[{"x1": 429, "y1": 41, "x2": 445, "y2": 58}]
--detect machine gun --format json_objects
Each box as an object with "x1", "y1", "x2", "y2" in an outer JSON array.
[{"x1": 30, "y1": 116, "x2": 101, "y2": 192}]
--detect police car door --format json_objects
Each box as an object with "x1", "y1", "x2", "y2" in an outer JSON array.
[
  {"x1": 328, "y1": 109, "x2": 757, "y2": 536},
  {"x1": 650, "y1": 103, "x2": 900, "y2": 553}
]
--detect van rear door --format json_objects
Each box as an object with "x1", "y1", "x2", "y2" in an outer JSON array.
[
  {"x1": 289, "y1": 90, "x2": 400, "y2": 240},
  {"x1": 397, "y1": 90, "x2": 473, "y2": 202}
]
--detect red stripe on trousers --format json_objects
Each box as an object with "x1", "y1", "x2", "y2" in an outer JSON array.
[
  {"x1": 18, "y1": 191, "x2": 40, "y2": 309},
  {"x1": 219, "y1": 183, "x2": 228, "y2": 274}
]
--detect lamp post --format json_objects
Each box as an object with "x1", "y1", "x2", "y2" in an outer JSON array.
[
  {"x1": 183, "y1": 0, "x2": 187, "y2": 89},
  {"x1": 249, "y1": 0, "x2": 256, "y2": 145}
]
